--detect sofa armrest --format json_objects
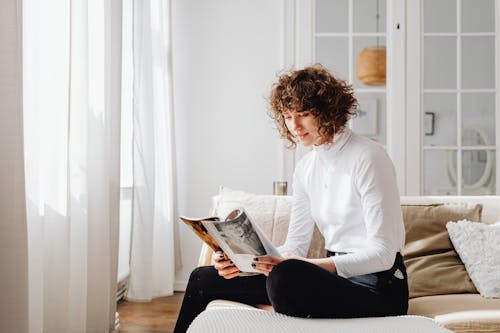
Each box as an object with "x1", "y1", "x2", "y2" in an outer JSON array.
[{"x1": 198, "y1": 243, "x2": 213, "y2": 267}]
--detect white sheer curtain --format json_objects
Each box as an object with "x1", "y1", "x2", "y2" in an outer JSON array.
[
  {"x1": 126, "y1": 0, "x2": 176, "y2": 301},
  {"x1": 23, "y1": 0, "x2": 122, "y2": 332}
]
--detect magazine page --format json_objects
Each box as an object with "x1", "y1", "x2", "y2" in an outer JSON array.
[
  {"x1": 249, "y1": 215, "x2": 282, "y2": 258},
  {"x1": 202, "y1": 208, "x2": 280, "y2": 274},
  {"x1": 179, "y1": 216, "x2": 222, "y2": 252}
]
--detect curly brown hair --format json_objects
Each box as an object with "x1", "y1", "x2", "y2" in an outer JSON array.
[{"x1": 268, "y1": 64, "x2": 357, "y2": 148}]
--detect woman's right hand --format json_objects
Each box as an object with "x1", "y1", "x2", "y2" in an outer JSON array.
[{"x1": 212, "y1": 251, "x2": 241, "y2": 279}]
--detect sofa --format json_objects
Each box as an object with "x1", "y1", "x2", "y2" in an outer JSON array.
[{"x1": 194, "y1": 188, "x2": 500, "y2": 333}]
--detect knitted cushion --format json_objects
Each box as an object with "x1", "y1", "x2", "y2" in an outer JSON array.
[{"x1": 187, "y1": 307, "x2": 452, "y2": 333}]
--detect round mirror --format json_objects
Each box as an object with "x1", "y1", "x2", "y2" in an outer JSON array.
[{"x1": 447, "y1": 126, "x2": 494, "y2": 192}]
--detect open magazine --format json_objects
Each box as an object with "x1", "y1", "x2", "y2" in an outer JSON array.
[{"x1": 180, "y1": 208, "x2": 281, "y2": 274}]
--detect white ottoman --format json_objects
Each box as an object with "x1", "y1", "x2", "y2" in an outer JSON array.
[{"x1": 187, "y1": 307, "x2": 453, "y2": 333}]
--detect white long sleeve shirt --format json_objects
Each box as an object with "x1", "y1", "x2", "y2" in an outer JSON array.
[{"x1": 278, "y1": 128, "x2": 405, "y2": 278}]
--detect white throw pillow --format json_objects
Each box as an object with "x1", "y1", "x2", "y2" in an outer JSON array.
[
  {"x1": 214, "y1": 186, "x2": 292, "y2": 222},
  {"x1": 215, "y1": 187, "x2": 329, "y2": 259},
  {"x1": 446, "y1": 220, "x2": 500, "y2": 298},
  {"x1": 213, "y1": 187, "x2": 293, "y2": 247}
]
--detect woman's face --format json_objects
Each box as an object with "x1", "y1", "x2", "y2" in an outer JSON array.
[{"x1": 283, "y1": 110, "x2": 325, "y2": 147}]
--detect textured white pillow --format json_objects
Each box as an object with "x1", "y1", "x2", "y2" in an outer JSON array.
[
  {"x1": 213, "y1": 187, "x2": 326, "y2": 258},
  {"x1": 214, "y1": 186, "x2": 292, "y2": 223},
  {"x1": 214, "y1": 187, "x2": 293, "y2": 246},
  {"x1": 446, "y1": 220, "x2": 500, "y2": 298}
]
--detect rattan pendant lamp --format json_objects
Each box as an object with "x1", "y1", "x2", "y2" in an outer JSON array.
[{"x1": 356, "y1": 0, "x2": 386, "y2": 86}]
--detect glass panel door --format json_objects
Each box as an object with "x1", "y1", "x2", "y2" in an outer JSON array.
[{"x1": 422, "y1": 0, "x2": 497, "y2": 195}]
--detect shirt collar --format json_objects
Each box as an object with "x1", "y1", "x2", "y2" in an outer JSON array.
[{"x1": 312, "y1": 128, "x2": 352, "y2": 154}]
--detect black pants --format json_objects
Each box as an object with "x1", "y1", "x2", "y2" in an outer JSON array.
[{"x1": 174, "y1": 253, "x2": 408, "y2": 333}]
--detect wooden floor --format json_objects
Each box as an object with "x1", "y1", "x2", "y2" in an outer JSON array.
[{"x1": 117, "y1": 292, "x2": 184, "y2": 333}]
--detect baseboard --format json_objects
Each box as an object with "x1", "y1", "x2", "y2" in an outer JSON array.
[
  {"x1": 174, "y1": 280, "x2": 187, "y2": 291},
  {"x1": 110, "y1": 311, "x2": 120, "y2": 333}
]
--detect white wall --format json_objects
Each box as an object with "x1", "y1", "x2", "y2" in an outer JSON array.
[
  {"x1": 172, "y1": 0, "x2": 286, "y2": 289},
  {"x1": 0, "y1": 0, "x2": 29, "y2": 331}
]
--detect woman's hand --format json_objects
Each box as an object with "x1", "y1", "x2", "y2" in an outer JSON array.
[
  {"x1": 252, "y1": 255, "x2": 283, "y2": 276},
  {"x1": 253, "y1": 252, "x2": 309, "y2": 276},
  {"x1": 212, "y1": 251, "x2": 241, "y2": 279}
]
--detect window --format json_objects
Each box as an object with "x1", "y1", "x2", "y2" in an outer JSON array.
[{"x1": 420, "y1": 0, "x2": 497, "y2": 195}]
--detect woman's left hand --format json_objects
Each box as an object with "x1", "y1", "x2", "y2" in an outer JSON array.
[{"x1": 253, "y1": 252, "x2": 308, "y2": 276}]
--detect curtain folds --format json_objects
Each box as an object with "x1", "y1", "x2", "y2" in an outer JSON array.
[
  {"x1": 23, "y1": 0, "x2": 122, "y2": 332},
  {"x1": 126, "y1": 0, "x2": 176, "y2": 301},
  {"x1": 0, "y1": 0, "x2": 29, "y2": 332}
]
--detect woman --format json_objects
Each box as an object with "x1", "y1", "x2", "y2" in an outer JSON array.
[{"x1": 174, "y1": 64, "x2": 408, "y2": 333}]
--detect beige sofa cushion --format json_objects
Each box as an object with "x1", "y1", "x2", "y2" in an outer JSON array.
[
  {"x1": 402, "y1": 203, "x2": 482, "y2": 298},
  {"x1": 409, "y1": 294, "x2": 500, "y2": 333},
  {"x1": 400, "y1": 196, "x2": 499, "y2": 224},
  {"x1": 435, "y1": 311, "x2": 500, "y2": 333}
]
